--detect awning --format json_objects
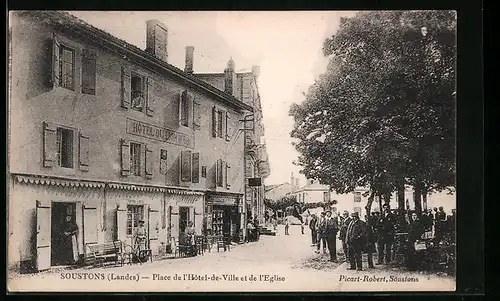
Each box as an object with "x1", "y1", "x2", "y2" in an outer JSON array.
[
  {"x1": 108, "y1": 183, "x2": 164, "y2": 192},
  {"x1": 14, "y1": 175, "x2": 105, "y2": 188}
]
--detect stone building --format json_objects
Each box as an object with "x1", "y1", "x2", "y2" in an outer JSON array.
[
  {"x1": 8, "y1": 11, "x2": 253, "y2": 272},
  {"x1": 193, "y1": 59, "x2": 271, "y2": 225}
]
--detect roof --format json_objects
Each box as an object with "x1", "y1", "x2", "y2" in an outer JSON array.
[
  {"x1": 293, "y1": 182, "x2": 330, "y2": 193},
  {"x1": 265, "y1": 182, "x2": 291, "y2": 192},
  {"x1": 28, "y1": 11, "x2": 253, "y2": 112}
]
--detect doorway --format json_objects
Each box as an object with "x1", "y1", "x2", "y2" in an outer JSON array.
[
  {"x1": 51, "y1": 202, "x2": 76, "y2": 266},
  {"x1": 179, "y1": 207, "x2": 190, "y2": 238}
]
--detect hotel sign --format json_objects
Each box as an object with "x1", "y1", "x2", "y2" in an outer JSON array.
[{"x1": 126, "y1": 118, "x2": 194, "y2": 148}]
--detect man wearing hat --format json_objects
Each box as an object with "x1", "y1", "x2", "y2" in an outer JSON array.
[
  {"x1": 134, "y1": 220, "x2": 148, "y2": 260},
  {"x1": 316, "y1": 211, "x2": 327, "y2": 254},
  {"x1": 346, "y1": 211, "x2": 364, "y2": 270},
  {"x1": 377, "y1": 203, "x2": 396, "y2": 264},
  {"x1": 324, "y1": 210, "x2": 339, "y2": 262},
  {"x1": 339, "y1": 210, "x2": 352, "y2": 261}
]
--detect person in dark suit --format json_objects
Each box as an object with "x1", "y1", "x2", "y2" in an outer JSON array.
[
  {"x1": 309, "y1": 214, "x2": 318, "y2": 246},
  {"x1": 434, "y1": 206, "x2": 447, "y2": 244},
  {"x1": 364, "y1": 214, "x2": 376, "y2": 269},
  {"x1": 316, "y1": 212, "x2": 327, "y2": 254},
  {"x1": 376, "y1": 204, "x2": 396, "y2": 264},
  {"x1": 346, "y1": 212, "x2": 364, "y2": 271},
  {"x1": 324, "y1": 210, "x2": 339, "y2": 262},
  {"x1": 406, "y1": 211, "x2": 425, "y2": 271},
  {"x1": 339, "y1": 210, "x2": 351, "y2": 261}
]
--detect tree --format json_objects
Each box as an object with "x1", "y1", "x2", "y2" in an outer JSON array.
[{"x1": 290, "y1": 11, "x2": 456, "y2": 214}]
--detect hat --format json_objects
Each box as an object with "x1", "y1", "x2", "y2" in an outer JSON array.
[
  {"x1": 324, "y1": 210, "x2": 332, "y2": 214},
  {"x1": 138, "y1": 220, "x2": 145, "y2": 224}
]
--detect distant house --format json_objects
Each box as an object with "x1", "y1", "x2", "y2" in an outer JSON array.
[{"x1": 265, "y1": 182, "x2": 293, "y2": 201}]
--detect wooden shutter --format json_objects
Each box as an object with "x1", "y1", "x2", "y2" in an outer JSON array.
[
  {"x1": 179, "y1": 90, "x2": 189, "y2": 126},
  {"x1": 81, "y1": 49, "x2": 96, "y2": 95},
  {"x1": 192, "y1": 152, "x2": 200, "y2": 183},
  {"x1": 83, "y1": 205, "x2": 98, "y2": 245},
  {"x1": 170, "y1": 207, "x2": 179, "y2": 240},
  {"x1": 116, "y1": 206, "x2": 127, "y2": 243},
  {"x1": 180, "y1": 150, "x2": 192, "y2": 182},
  {"x1": 194, "y1": 208, "x2": 203, "y2": 235},
  {"x1": 146, "y1": 77, "x2": 155, "y2": 116},
  {"x1": 226, "y1": 163, "x2": 231, "y2": 189},
  {"x1": 225, "y1": 112, "x2": 231, "y2": 141},
  {"x1": 36, "y1": 201, "x2": 51, "y2": 271},
  {"x1": 216, "y1": 159, "x2": 223, "y2": 187},
  {"x1": 79, "y1": 131, "x2": 90, "y2": 171},
  {"x1": 148, "y1": 207, "x2": 159, "y2": 241},
  {"x1": 121, "y1": 66, "x2": 131, "y2": 109},
  {"x1": 52, "y1": 33, "x2": 60, "y2": 88},
  {"x1": 43, "y1": 122, "x2": 57, "y2": 167},
  {"x1": 222, "y1": 161, "x2": 228, "y2": 189},
  {"x1": 120, "y1": 139, "x2": 130, "y2": 176},
  {"x1": 159, "y1": 149, "x2": 168, "y2": 175},
  {"x1": 145, "y1": 145, "x2": 154, "y2": 179},
  {"x1": 212, "y1": 106, "x2": 218, "y2": 137},
  {"x1": 193, "y1": 99, "x2": 201, "y2": 130}
]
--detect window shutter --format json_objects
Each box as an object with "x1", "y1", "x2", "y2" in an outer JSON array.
[
  {"x1": 193, "y1": 99, "x2": 201, "y2": 130},
  {"x1": 52, "y1": 33, "x2": 60, "y2": 88},
  {"x1": 159, "y1": 149, "x2": 168, "y2": 175},
  {"x1": 120, "y1": 139, "x2": 130, "y2": 176},
  {"x1": 222, "y1": 161, "x2": 228, "y2": 189},
  {"x1": 121, "y1": 66, "x2": 131, "y2": 109},
  {"x1": 146, "y1": 77, "x2": 155, "y2": 117},
  {"x1": 180, "y1": 150, "x2": 192, "y2": 183},
  {"x1": 225, "y1": 112, "x2": 231, "y2": 141},
  {"x1": 187, "y1": 93, "x2": 194, "y2": 129},
  {"x1": 42, "y1": 122, "x2": 57, "y2": 167},
  {"x1": 226, "y1": 163, "x2": 231, "y2": 189},
  {"x1": 145, "y1": 145, "x2": 153, "y2": 179},
  {"x1": 79, "y1": 131, "x2": 90, "y2": 171},
  {"x1": 216, "y1": 159, "x2": 224, "y2": 187},
  {"x1": 178, "y1": 91, "x2": 183, "y2": 125},
  {"x1": 192, "y1": 152, "x2": 200, "y2": 183},
  {"x1": 81, "y1": 49, "x2": 96, "y2": 95},
  {"x1": 211, "y1": 106, "x2": 218, "y2": 137}
]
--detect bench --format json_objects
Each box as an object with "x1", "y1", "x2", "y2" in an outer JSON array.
[{"x1": 87, "y1": 241, "x2": 123, "y2": 267}]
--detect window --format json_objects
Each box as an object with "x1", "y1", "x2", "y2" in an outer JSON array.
[
  {"x1": 56, "y1": 127, "x2": 74, "y2": 168},
  {"x1": 323, "y1": 191, "x2": 330, "y2": 203},
  {"x1": 180, "y1": 150, "x2": 192, "y2": 182},
  {"x1": 126, "y1": 205, "x2": 144, "y2": 236},
  {"x1": 130, "y1": 142, "x2": 142, "y2": 176},
  {"x1": 180, "y1": 91, "x2": 189, "y2": 127},
  {"x1": 354, "y1": 192, "x2": 362, "y2": 202},
  {"x1": 59, "y1": 45, "x2": 75, "y2": 90},
  {"x1": 192, "y1": 153, "x2": 200, "y2": 183},
  {"x1": 131, "y1": 74, "x2": 144, "y2": 111}
]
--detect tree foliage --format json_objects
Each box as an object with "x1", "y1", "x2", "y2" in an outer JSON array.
[{"x1": 290, "y1": 11, "x2": 456, "y2": 208}]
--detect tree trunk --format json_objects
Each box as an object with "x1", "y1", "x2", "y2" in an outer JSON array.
[
  {"x1": 383, "y1": 193, "x2": 391, "y2": 207},
  {"x1": 378, "y1": 194, "x2": 383, "y2": 212},
  {"x1": 365, "y1": 191, "x2": 375, "y2": 218},
  {"x1": 397, "y1": 182, "x2": 405, "y2": 210},
  {"x1": 422, "y1": 186, "x2": 428, "y2": 211},
  {"x1": 414, "y1": 183, "x2": 422, "y2": 214}
]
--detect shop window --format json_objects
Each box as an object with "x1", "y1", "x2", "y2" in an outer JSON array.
[
  {"x1": 131, "y1": 74, "x2": 145, "y2": 111},
  {"x1": 56, "y1": 127, "x2": 74, "y2": 168},
  {"x1": 354, "y1": 192, "x2": 362, "y2": 202},
  {"x1": 130, "y1": 142, "x2": 142, "y2": 176},
  {"x1": 59, "y1": 45, "x2": 75, "y2": 90},
  {"x1": 126, "y1": 205, "x2": 144, "y2": 236}
]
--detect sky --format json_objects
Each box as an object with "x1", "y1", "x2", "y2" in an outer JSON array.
[{"x1": 69, "y1": 11, "x2": 358, "y2": 186}]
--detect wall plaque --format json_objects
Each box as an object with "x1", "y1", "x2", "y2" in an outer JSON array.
[{"x1": 126, "y1": 118, "x2": 194, "y2": 148}]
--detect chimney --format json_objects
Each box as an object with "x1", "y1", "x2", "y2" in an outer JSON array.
[
  {"x1": 291, "y1": 172, "x2": 294, "y2": 187},
  {"x1": 146, "y1": 20, "x2": 168, "y2": 62},
  {"x1": 224, "y1": 57, "x2": 236, "y2": 95},
  {"x1": 295, "y1": 178, "x2": 300, "y2": 188},
  {"x1": 185, "y1": 46, "x2": 194, "y2": 73},
  {"x1": 252, "y1": 65, "x2": 260, "y2": 78}
]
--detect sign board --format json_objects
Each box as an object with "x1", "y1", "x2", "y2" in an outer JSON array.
[
  {"x1": 126, "y1": 118, "x2": 194, "y2": 148},
  {"x1": 248, "y1": 178, "x2": 262, "y2": 187}
]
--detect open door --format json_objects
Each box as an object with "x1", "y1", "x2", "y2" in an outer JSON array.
[
  {"x1": 170, "y1": 207, "x2": 179, "y2": 243},
  {"x1": 194, "y1": 207, "x2": 203, "y2": 235},
  {"x1": 36, "y1": 200, "x2": 51, "y2": 271},
  {"x1": 83, "y1": 205, "x2": 98, "y2": 254}
]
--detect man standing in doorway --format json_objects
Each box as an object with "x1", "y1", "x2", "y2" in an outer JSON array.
[{"x1": 377, "y1": 204, "x2": 396, "y2": 264}]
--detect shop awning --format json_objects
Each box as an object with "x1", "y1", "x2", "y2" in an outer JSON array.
[
  {"x1": 108, "y1": 183, "x2": 165, "y2": 192},
  {"x1": 210, "y1": 196, "x2": 238, "y2": 206},
  {"x1": 14, "y1": 175, "x2": 105, "y2": 188}
]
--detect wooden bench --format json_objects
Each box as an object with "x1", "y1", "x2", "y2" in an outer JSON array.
[{"x1": 87, "y1": 241, "x2": 123, "y2": 268}]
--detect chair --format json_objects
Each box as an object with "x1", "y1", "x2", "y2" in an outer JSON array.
[
  {"x1": 195, "y1": 236, "x2": 205, "y2": 256},
  {"x1": 216, "y1": 235, "x2": 231, "y2": 252},
  {"x1": 120, "y1": 243, "x2": 134, "y2": 266}
]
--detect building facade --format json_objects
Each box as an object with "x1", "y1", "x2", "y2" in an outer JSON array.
[
  {"x1": 8, "y1": 11, "x2": 253, "y2": 272},
  {"x1": 194, "y1": 60, "x2": 271, "y2": 225}
]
